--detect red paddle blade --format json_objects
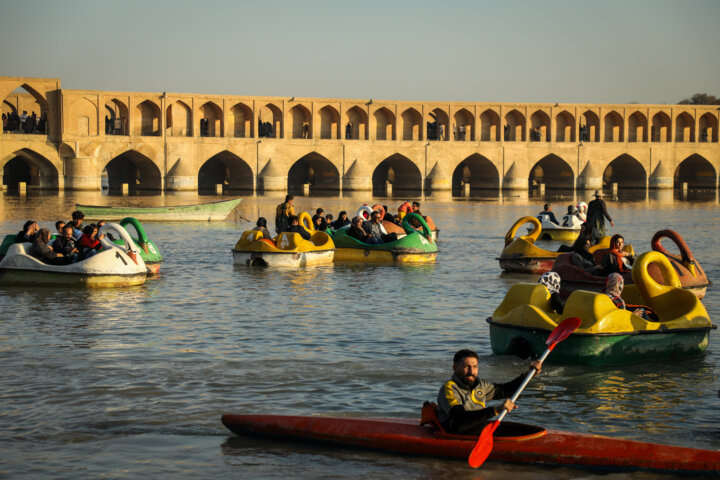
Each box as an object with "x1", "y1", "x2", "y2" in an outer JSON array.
[
  {"x1": 546, "y1": 317, "x2": 581, "y2": 347},
  {"x1": 468, "y1": 420, "x2": 500, "y2": 468}
]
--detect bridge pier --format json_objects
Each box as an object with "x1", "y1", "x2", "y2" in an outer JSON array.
[{"x1": 64, "y1": 157, "x2": 101, "y2": 191}]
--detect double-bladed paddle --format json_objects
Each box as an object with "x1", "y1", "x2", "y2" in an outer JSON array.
[{"x1": 468, "y1": 316, "x2": 582, "y2": 468}]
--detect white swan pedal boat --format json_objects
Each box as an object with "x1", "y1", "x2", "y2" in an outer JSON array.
[{"x1": 0, "y1": 223, "x2": 147, "y2": 287}]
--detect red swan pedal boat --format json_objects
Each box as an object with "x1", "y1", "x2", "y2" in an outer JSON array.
[{"x1": 551, "y1": 229, "x2": 709, "y2": 299}]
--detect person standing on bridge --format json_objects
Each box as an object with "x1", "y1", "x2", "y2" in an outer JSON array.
[{"x1": 586, "y1": 190, "x2": 614, "y2": 244}]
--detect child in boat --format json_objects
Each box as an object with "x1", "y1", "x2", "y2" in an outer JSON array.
[
  {"x1": 77, "y1": 225, "x2": 102, "y2": 259},
  {"x1": 436, "y1": 349, "x2": 542, "y2": 435}
]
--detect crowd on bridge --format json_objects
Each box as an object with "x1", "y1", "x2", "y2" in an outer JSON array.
[{"x1": 2, "y1": 110, "x2": 47, "y2": 134}]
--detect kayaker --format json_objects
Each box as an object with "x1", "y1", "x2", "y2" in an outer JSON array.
[
  {"x1": 284, "y1": 215, "x2": 311, "y2": 241},
  {"x1": 251, "y1": 217, "x2": 272, "y2": 239},
  {"x1": 437, "y1": 349, "x2": 542, "y2": 435},
  {"x1": 537, "y1": 203, "x2": 559, "y2": 226},
  {"x1": 538, "y1": 272, "x2": 564, "y2": 314},
  {"x1": 586, "y1": 190, "x2": 614, "y2": 244},
  {"x1": 275, "y1": 195, "x2": 295, "y2": 234}
]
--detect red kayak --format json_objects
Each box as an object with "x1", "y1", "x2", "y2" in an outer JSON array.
[{"x1": 221, "y1": 412, "x2": 720, "y2": 474}]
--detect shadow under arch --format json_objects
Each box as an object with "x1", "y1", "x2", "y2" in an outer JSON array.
[
  {"x1": 452, "y1": 153, "x2": 500, "y2": 194},
  {"x1": 529, "y1": 154, "x2": 574, "y2": 190},
  {"x1": 603, "y1": 154, "x2": 647, "y2": 189},
  {"x1": 198, "y1": 151, "x2": 254, "y2": 195},
  {"x1": 103, "y1": 150, "x2": 162, "y2": 194},
  {"x1": 287, "y1": 152, "x2": 340, "y2": 195},
  {"x1": 1, "y1": 148, "x2": 59, "y2": 191},
  {"x1": 674, "y1": 154, "x2": 716, "y2": 189},
  {"x1": 372, "y1": 154, "x2": 422, "y2": 196}
]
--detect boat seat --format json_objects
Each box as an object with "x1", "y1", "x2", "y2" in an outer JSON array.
[{"x1": 420, "y1": 401, "x2": 446, "y2": 432}]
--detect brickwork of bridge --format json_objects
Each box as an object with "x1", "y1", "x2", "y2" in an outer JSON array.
[{"x1": 1, "y1": 76, "x2": 719, "y2": 195}]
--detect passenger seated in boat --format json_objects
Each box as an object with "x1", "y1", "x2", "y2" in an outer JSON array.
[
  {"x1": 560, "y1": 205, "x2": 577, "y2": 227},
  {"x1": 571, "y1": 238, "x2": 603, "y2": 274},
  {"x1": 382, "y1": 205, "x2": 395, "y2": 224},
  {"x1": 363, "y1": 211, "x2": 395, "y2": 244},
  {"x1": 557, "y1": 223, "x2": 591, "y2": 253},
  {"x1": 332, "y1": 211, "x2": 350, "y2": 229},
  {"x1": 28, "y1": 228, "x2": 72, "y2": 265},
  {"x1": 312, "y1": 208, "x2": 327, "y2": 230},
  {"x1": 347, "y1": 216, "x2": 377, "y2": 243},
  {"x1": 437, "y1": 349, "x2": 542, "y2": 435},
  {"x1": 324, "y1": 214, "x2": 333, "y2": 230},
  {"x1": 603, "y1": 273, "x2": 651, "y2": 320},
  {"x1": 251, "y1": 217, "x2": 272, "y2": 239},
  {"x1": 96, "y1": 220, "x2": 115, "y2": 241},
  {"x1": 537, "y1": 203, "x2": 559, "y2": 225},
  {"x1": 15, "y1": 220, "x2": 39, "y2": 243},
  {"x1": 77, "y1": 225, "x2": 102, "y2": 259},
  {"x1": 55, "y1": 220, "x2": 66, "y2": 236},
  {"x1": 284, "y1": 215, "x2": 312, "y2": 241},
  {"x1": 600, "y1": 234, "x2": 634, "y2": 275},
  {"x1": 68, "y1": 211, "x2": 85, "y2": 240},
  {"x1": 538, "y1": 272, "x2": 564, "y2": 314},
  {"x1": 52, "y1": 225, "x2": 79, "y2": 261}
]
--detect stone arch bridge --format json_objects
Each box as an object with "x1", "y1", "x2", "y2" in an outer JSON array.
[{"x1": 2, "y1": 76, "x2": 718, "y2": 195}]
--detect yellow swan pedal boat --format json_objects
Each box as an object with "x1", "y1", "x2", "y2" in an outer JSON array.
[
  {"x1": 498, "y1": 216, "x2": 610, "y2": 274},
  {"x1": 232, "y1": 212, "x2": 335, "y2": 267},
  {"x1": 488, "y1": 251, "x2": 714, "y2": 365}
]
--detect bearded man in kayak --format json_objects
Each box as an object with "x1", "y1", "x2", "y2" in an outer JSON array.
[{"x1": 437, "y1": 349, "x2": 542, "y2": 435}]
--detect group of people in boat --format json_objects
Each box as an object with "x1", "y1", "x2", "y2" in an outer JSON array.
[
  {"x1": 12, "y1": 210, "x2": 108, "y2": 265},
  {"x1": 538, "y1": 189, "x2": 614, "y2": 245},
  {"x1": 265, "y1": 195, "x2": 426, "y2": 245}
]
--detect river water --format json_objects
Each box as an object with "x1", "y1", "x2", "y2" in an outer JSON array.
[{"x1": 0, "y1": 190, "x2": 718, "y2": 479}]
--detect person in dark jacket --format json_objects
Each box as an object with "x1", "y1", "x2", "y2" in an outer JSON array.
[
  {"x1": 52, "y1": 225, "x2": 79, "y2": 259},
  {"x1": 538, "y1": 272, "x2": 565, "y2": 314},
  {"x1": 284, "y1": 215, "x2": 311, "y2": 240},
  {"x1": 437, "y1": 349, "x2": 542, "y2": 434},
  {"x1": 347, "y1": 216, "x2": 372, "y2": 243},
  {"x1": 571, "y1": 238, "x2": 602, "y2": 273},
  {"x1": 586, "y1": 190, "x2": 614, "y2": 244},
  {"x1": 15, "y1": 220, "x2": 39, "y2": 243},
  {"x1": 537, "y1": 203, "x2": 559, "y2": 225},
  {"x1": 28, "y1": 228, "x2": 71, "y2": 265},
  {"x1": 332, "y1": 211, "x2": 351, "y2": 229}
]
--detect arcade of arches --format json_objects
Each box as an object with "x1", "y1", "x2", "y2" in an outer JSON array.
[{"x1": 1, "y1": 75, "x2": 718, "y2": 194}]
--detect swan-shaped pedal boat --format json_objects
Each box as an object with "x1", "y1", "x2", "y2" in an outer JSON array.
[
  {"x1": 114, "y1": 217, "x2": 163, "y2": 274},
  {"x1": 499, "y1": 216, "x2": 611, "y2": 274},
  {"x1": 332, "y1": 213, "x2": 438, "y2": 263},
  {"x1": 0, "y1": 222, "x2": 147, "y2": 287},
  {"x1": 354, "y1": 205, "x2": 440, "y2": 241},
  {"x1": 488, "y1": 251, "x2": 714, "y2": 365},
  {"x1": 551, "y1": 229, "x2": 709, "y2": 299},
  {"x1": 232, "y1": 212, "x2": 334, "y2": 267}
]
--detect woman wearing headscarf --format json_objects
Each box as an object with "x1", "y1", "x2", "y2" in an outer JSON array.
[
  {"x1": 603, "y1": 273, "x2": 648, "y2": 318},
  {"x1": 570, "y1": 237, "x2": 602, "y2": 274},
  {"x1": 28, "y1": 228, "x2": 71, "y2": 265},
  {"x1": 252, "y1": 217, "x2": 272, "y2": 239},
  {"x1": 601, "y1": 234, "x2": 634, "y2": 275},
  {"x1": 538, "y1": 272, "x2": 564, "y2": 314}
]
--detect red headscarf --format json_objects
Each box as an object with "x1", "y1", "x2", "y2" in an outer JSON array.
[{"x1": 609, "y1": 234, "x2": 630, "y2": 273}]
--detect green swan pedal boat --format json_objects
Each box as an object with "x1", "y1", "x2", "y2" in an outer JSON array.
[
  {"x1": 488, "y1": 251, "x2": 714, "y2": 365},
  {"x1": 331, "y1": 213, "x2": 438, "y2": 263},
  {"x1": 114, "y1": 217, "x2": 163, "y2": 274}
]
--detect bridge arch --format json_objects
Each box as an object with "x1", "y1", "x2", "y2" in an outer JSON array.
[
  {"x1": 675, "y1": 112, "x2": 695, "y2": 142},
  {"x1": 135, "y1": 100, "x2": 161, "y2": 136},
  {"x1": 452, "y1": 153, "x2": 500, "y2": 192},
  {"x1": 581, "y1": 110, "x2": 600, "y2": 142},
  {"x1": 287, "y1": 152, "x2": 340, "y2": 193},
  {"x1": 604, "y1": 111, "x2": 624, "y2": 142},
  {"x1": 259, "y1": 103, "x2": 283, "y2": 138},
  {"x1": 290, "y1": 104, "x2": 312, "y2": 139},
  {"x1": 530, "y1": 110, "x2": 551, "y2": 142},
  {"x1": 68, "y1": 97, "x2": 98, "y2": 136},
  {"x1": 319, "y1": 105, "x2": 340, "y2": 139},
  {"x1": 1, "y1": 148, "x2": 59, "y2": 190},
  {"x1": 167, "y1": 100, "x2": 192, "y2": 137},
  {"x1": 651, "y1": 111, "x2": 672, "y2": 142},
  {"x1": 231, "y1": 102, "x2": 253, "y2": 138},
  {"x1": 628, "y1": 111, "x2": 647, "y2": 142},
  {"x1": 480, "y1": 109, "x2": 500, "y2": 141},
  {"x1": 699, "y1": 112, "x2": 718, "y2": 142},
  {"x1": 102, "y1": 149, "x2": 162, "y2": 193},
  {"x1": 1, "y1": 84, "x2": 50, "y2": 135},
  {"x1": 675, "y1": 154, "x2": 716, "y2": 189},
  {"x1": 529, "y1": 154, "x2": 574, "y2": 189},
  {"x1": 374, "y1": 107, "x2": 395, "y2": 141},
  {"x1": 505, "y1": 109, "x2": 526, "y2": 141},
  {"x1": 372, "y1": 153, "x2": 422, "y2": 194},
  {"x1": 105, "y1": 98, "x2": 129, "y2": 135},
  {"x1": 200, "y1": 101, "x2": 223, "y2": 137},
  {"x1": 453, "y1": 108, "x2": 474, "y2": 141},
  {"x1": 555, "y1": 110, "x2": 575, "y2": 142},
  {"x1": 603, "y1": 154, "x2": 646, "y2": 189},
  {"x1": 198, "y1": 150, "x2": 253, "y2": 194},
  {"x1": 427, "y1": 108, "x2": 449, "y2": 141},
  {"x1": 401, "y1": 107, "x2": 422, "y2": 141},
  {"x1": 344, "y1": 106, "x2": 368, "y2": 140}
]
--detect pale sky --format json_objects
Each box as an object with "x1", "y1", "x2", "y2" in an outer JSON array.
[{"x1": 1, "y1": 0, "x2": 718, "y2": 104}]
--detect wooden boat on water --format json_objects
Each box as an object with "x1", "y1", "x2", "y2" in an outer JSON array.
[
  {"x1": 489, "y1": 251, "x2": 714, "y2": 365},
  {"x1": 551, "y1": 229, "x2": 709, "y2": 299},
  {"x1": 498, "y1": 216, "x2": 611, "y2": 274},
  {"x1": 0, "y1": 222, "x2": 147, "y2": 287},
  {"x1": 76, "y1": 197, "x2": 242, "y2": 221},
  {"x1": 220, "y1": 412, "x2": 720, "y2": 474},
  {"x1": 232, "y1": 212, "x2": 334, "y2": 267}
]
